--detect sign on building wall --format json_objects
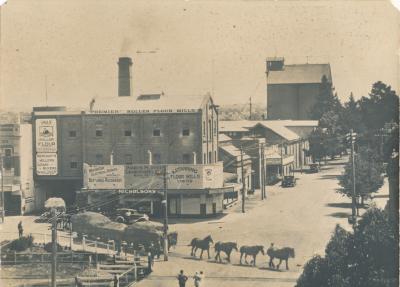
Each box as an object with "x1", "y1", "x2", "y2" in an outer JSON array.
[
  {"x1": 84, "y1": 165, "x2": 125, "y2": 189},
  {"x1": 83, "y1": 162, "x2": 223, "y2": 190},
  {"x1": 125, "y1": 165, "x2": 164, "y2": 189},
  {"x1": 167, "y1": 166, "x2": 203, "y2": 189},
  {"x1": 36, "y1": 153, "x2": 58, "y2": 175},
  {"x1": 35, "y1": 119, "x2": 57, "y2": 153}
]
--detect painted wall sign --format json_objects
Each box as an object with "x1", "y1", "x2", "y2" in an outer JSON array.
[
  {"x1": 36, "y1": 153, "x2": 58, "y2": 175},
  {"x1": 124, "y1": 165, "x2": 164, "y2": 189},
  {"x1": 35, "y1": 119, "x2": 57, "y2": 152},
  {"x1": 84, "y1": 165, "x2": 125, "y2": 189},
  {"x1": 84, "y1": 163, "x2": 223, "y2": 190},
  {"x1": 87, "y1": 108, "x2": 201, "y2": 115}
]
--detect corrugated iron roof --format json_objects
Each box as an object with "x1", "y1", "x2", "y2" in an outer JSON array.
[
  {"x1": 268, "y1": 63, "x2": 332, "y2": 85},
  {"x1": 219, "y1": 121, "x2": 253, "y2": 132},
  {"x1": 255, "y1": 121, "x2": 300, "y2": 141},
  {"x1": 220, "y1": 144, "x2": 251, "y2": 160}
]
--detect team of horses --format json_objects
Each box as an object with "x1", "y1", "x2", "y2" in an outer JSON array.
[{"x1": 188, "y1": 235, "x2": 295, "y2": 270}]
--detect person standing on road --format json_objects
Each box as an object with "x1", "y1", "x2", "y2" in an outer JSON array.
[
  {"x1": 18, "y1": 221, "x2": 23, "y2": 238},
  {"x1": 177, "y1": 270, "x2": 188, "y2": 287},
  {"x1": 193, "y1": 271, "x2": 202, "y2": 287}
]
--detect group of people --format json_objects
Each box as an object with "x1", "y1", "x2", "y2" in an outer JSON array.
[{"x1": 177, "y1": 270, "x2": 204, "y2": 287}]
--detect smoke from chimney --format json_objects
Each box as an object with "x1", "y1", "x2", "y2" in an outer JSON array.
[{"x1": 118, "y1": 57, "x2": 133, "y2": 97}]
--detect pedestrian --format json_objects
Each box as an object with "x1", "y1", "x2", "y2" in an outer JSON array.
[
  {"x1": 147, "y1": 251, "x2": 153, "y2": 273},
  {"x1": 113, "y1": 274, "x2": 119, "y2": 287},
  {"x1": 177, "y1": 270, "x2": 188, "y2": 287},
  {"x1": 18, "y1": 221, "x2": 23, "y2": 238},
  {"x1": 193, "y1": 271, "x2": 202, "y2": 287}
]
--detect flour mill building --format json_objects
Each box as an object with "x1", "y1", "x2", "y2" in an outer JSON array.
[{"x1": 31, "y1": 57, "x2": 226, "y2": 216}]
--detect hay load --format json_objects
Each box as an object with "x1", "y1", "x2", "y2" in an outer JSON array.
[
  {"x1": 123, "y1": 221, "x2": 164, "y2": 244},
  {"x1": 71, "y1": 212, "x2": 126, "y2": 241}
]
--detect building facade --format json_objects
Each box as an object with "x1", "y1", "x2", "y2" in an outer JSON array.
[
  {"x1": 31, "y1": 93, "x2": 222, "y2": 216},
  {"x1": 0, "y1": 123, "x2": 35, "y2": 214},
  {"x1": 266, "y1": 57, "x2": 332, "y2": 120}
]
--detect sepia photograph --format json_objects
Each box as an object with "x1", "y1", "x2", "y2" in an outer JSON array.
[{"x1": 0, "y1": 0, "x2": 399, "y2": 286}]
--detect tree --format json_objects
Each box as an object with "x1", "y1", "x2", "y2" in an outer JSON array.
[
  {"x1": 341, "y1": 93, "x2": 365, "y2": 134},
  {"x1": 311, "y1": 75, "x2": 341, "y2": 120},
  {"x1": 338, "y1": 146, "x2": 384, "y2": 203},
  {"x1": 296, "y1": 208, "x2": 398, "y2": 287},
  {"x1": 359, "y1": 81, "x2": 399, "y2": 132}
]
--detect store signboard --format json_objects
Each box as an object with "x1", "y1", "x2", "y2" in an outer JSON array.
[
  {"x1": 84, "y1": 162, "x2": 223, "y2": 190},
  {"x1": 84, "y1": 165, "x2": 125, "y2": 189},
  {"x1": 124, "y1": 165, "x2": 164, "y2": 189},
  {"x1": 36, "y1": 153, "x2": 58, "y2": 175},
  {"x1": 35, "y1": 119, "x2": 57, "y2": 152},
  {"x1": 167, "y1": 165, "x2": 203, "y2": 189}
]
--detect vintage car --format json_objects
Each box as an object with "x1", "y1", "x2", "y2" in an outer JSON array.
[
  {"x1": 281, "y1": 175, "x2": 297, "y2": 187},
  {"x1": 112, "y1": 208, "x2": 149, "y2": 224},
  {"x1": 309, "y1": 163, "x2": 320, "y2": 173}
]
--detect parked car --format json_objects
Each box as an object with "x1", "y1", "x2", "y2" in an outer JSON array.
[
  {"x1": 112, "y1": 208, "x2": 149, "y2": 224},
  {"x1": 309, "y1": 163, "x2": 320, "y2": 173},
  {"x1": 281, "y1": 175, "x2": 296, "y2": 187}
]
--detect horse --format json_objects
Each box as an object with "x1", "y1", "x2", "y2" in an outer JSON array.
[
  {"x1": 239, "y1": 245, "x2": 264, "y2": 266},
  {"x1": 189, "y1": 235, "x2": 213, "y2": 259},
  {"x1": 267, "y1": 247, "x2": 295, "y2": 270},
  {"x1": 214, "y1": 241, "x2": 238, "y2": 263},
  {"x1": 167, "y1": 232, "x2": 178, "y2": 251}
]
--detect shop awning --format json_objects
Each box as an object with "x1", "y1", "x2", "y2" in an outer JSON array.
[{"x1": 265, "y1": 153, "x2": 294, "y2": 166}]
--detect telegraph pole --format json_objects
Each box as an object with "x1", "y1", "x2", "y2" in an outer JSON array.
[
  {"x1": 350, "y1": 130, "x2": 357, "y2": 226},
  {"x1": 51, "y1": 208, "x2": 57, "y2": 287},
  {"x1": 240, "y1": 146, "x2": 245, "y2": 213},
  {"x1": 249, "y1": 97, "x2": 252, "y2": 120},
  {"x1": 1, "y1": 157, "x2": 4, "y2": 223},
  {"x1": 162, "y1": 165, "x2": 168, "y2": 261},
  {"x1": 262, "y1": 143, "x2": 266, "y2": 199}
]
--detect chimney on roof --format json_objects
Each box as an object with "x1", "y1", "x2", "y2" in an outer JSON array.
[{"x1": 118, "y1": 57, "x2": 133, "y2": 97}]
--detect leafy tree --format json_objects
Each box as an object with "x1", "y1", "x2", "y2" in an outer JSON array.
[
  {"x1": 359, "y1": 81, "x2": 399, "y2": 132},
  {"x1": 296, "y1": 208, "x2": 398, "y2": 287},
  {"x1": 308, "y1": 128, "x2": 325, "y2": 163},
  {"x1": 311, "y1": 75, "x2": 341, "y2": 120},
  {"x1": 341, "y1": 93, "x2": 365, "y2": 134},
  {"x1": 296, "y1": 255, "x2": 329, "y2": 287},
  {"x1": 338, "y1": 147, "x2": 384, "y2": 202}
]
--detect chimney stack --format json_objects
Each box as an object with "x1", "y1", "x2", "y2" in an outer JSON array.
[{"x1": 118, "y1": 57, "x2": 133, "y2": 97}]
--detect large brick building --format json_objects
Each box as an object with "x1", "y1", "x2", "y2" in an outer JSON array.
[
  {"x1": 31, "y1": 93, "x2": 223, "y2": 216},
  {"x1": 266, "y1": 57, "x2": 332, "y2": 120}
]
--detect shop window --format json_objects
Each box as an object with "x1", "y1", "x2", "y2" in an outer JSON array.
[
  {"x1": 208, "y1": 151, "x2": 212, "y2": 163},
  {"x1": 124, "y1": 130, "x2": 132, "y2": 137},
  {"x1": 153, "y1": 153, "x2": 161, "y2": 164},
  {"x1": 3, "y1": 148, "x2": 12, "y2": 170},
  {"x1": 95, "y1": 154, "x2": 103, "y2": 164},
  {"x1": 95, "y1": 129, "x2": 103, "y2": 137},
  {"x1": 182, "y1": 153, "x2": 191, "y2": 164},
  {"x1": 125, "y1": 154, "x2": 133, "y2": 164},
  {"x1": 153, "y1": 129, "x2": 161, "y2": 137},
  {"x1": 182, "y1": 128, "x2": 190, "y2": 136},
  {"x1": 214, "y1": 151, "x2": 217, "y2": 162},
  {"x1": 203, "y1": 153, "x2": 207, "y2": 164},
  {"x1": 70, "y1": 161, "x2": 78, "y2": 169},
  {"x1": 69, "y1": 130, "x2": 77, "y2": 138}
]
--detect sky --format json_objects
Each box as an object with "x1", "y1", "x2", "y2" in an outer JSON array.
[{"x1": 0, "y1": 0, "x2": 399, "y2": 111}]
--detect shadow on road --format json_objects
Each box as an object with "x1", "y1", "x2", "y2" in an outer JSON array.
[
  {"x1": 258, "y1": 266, "x2": 284, "y2": 272},
  {"x1": 326, "y1": 212, "x2": 350, "y2": 218},
  {"x1": 232, "y1": 263, "x2": 258, "y2": 268},
  {"x1": 318, "y1": 175, "x2": 341, "y2": 180},
  {"x1": 326, "y1": 202, "x2": 353, "y2": 209},
  {"x1": 167, "y1": 213, "x2": 228, "y2": 225}
]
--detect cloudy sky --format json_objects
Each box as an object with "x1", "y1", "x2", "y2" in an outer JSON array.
[{"x1": 0, "y1": 0, "x2": 398, "y2": 111}]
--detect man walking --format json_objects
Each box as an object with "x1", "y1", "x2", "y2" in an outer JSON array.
[
  {"x1": 177, "y1": 270, "x2": 188, "y2": 287},
  {"x1": 18, "y1": 221, "x2": 23, "y2": 238}
]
